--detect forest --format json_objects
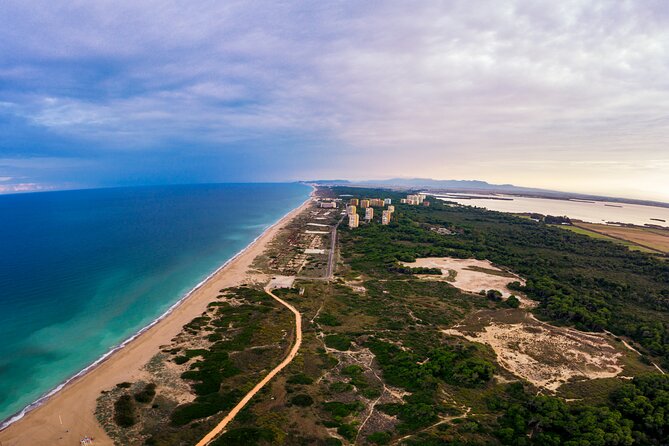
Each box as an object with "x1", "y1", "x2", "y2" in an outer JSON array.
[{"x1": 334, "y1": 186, "x2": 669, "y2": 444}]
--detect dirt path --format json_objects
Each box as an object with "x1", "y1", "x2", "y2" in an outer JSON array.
[{"x1": 195, "y1": 285, "x2": 303, "y2": 446}]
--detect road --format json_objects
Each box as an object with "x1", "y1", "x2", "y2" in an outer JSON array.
[
  {"x1": 195, "y1": 286, "x2": 303, "y2": 446},
  {"x1": 326, "y1": 215, "x2": 345, "y2": 279}
]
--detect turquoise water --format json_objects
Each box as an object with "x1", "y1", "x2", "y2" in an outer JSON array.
[{"x1": 0, "y1": 183, "x2": 310, "y2": 426}]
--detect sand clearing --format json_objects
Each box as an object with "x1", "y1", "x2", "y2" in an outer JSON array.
[
  {"x1": 401, "y1": 257, "x2": 526, "y2": 300},
  {"x1": 445, "y1": 312, "x2": 623, "y2": 391},
  {"x1": 0, "y1": 198, "x2": 313, "y2": 446}
]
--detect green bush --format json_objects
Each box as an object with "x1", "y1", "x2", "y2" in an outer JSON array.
[
  {"x1": 324, "y1": 334, "x2": 352, "y2": 351},
  {"x1": 211, "y1": 427, "x2": 275, "y2": 446},
  {"x1": 134, "y1": 383, "x2": 157, "y2": 403},
  {"x1": 114, "y1": 394, "x2": 136, "y2": 428},
  {"x1": 290, "y1": 393, "x2": 314, "y2": 407},
  {"x1": 173, "y1": 355, "x2": 189, "y2": 365},
  {"x1": 318, "y1": 313, "x2": 342, "y2": 326},
  {"x1": 287, "y1": 373, "x2": 314, "y2": 385},
  {"x1": 367, "y1": 431, "x2": 392, "y2": 444}
]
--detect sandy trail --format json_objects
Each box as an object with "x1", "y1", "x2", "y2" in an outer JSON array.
[
  {"x1": 0, "y1": 198, "x2": 311, "y2": 446},
  {"x1": 195, "y1": 285, "x2": 302, "y2": 446}
]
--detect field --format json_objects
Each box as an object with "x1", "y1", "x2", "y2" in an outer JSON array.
[{"x1": 573, "y1": 222, "x2": 669, "y2": 254}]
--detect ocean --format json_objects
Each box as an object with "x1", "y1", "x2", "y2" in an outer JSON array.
[{"x1": 0, "y1": 183, "x2": 311, "y2": 426}]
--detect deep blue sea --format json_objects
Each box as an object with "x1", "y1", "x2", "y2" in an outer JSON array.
[{"x1": 0, "y1": 183, "x2": 310, "y2": 425}]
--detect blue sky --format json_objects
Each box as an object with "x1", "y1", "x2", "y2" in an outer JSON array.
[{"x1": 1, "y1": 1, "x2": 668, "y2": 200}]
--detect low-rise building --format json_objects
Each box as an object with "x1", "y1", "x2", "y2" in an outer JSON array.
[
  {"x1": 400, "y1": 198, "x2": 407, "y2": 204},
  {"x1": 348, "y1": 213, "x2": 359, "y2": 228},
  {"x1": 320, "y1": 201, "x2": 337, "y2": 208}
]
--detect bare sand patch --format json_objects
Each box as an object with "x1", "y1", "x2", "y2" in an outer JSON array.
[
  {"x1": 444, "y1": 311, "x2": 623, "y2": 391},
  {"x1": 401, "y1": 257, "x2": 532, "y2": 306}
]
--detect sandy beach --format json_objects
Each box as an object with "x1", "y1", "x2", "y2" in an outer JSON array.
[{"x1": 0, "y1": 197, "x2": 312, "y2": 446}]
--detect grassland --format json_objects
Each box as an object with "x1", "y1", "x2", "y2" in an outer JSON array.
[
  {"x1": 574, "y1": 222, "x2": 669, "y2": 254},
  {"x1": 550, "y1": 224, "x2": 659, "y2": 253}
]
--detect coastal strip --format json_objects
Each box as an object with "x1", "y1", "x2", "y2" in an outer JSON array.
[{"x1": 0, "y1": 193, "x2": 313, "y2": 446}]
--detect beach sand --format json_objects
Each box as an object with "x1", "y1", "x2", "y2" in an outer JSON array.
[{"x1": 0, "y1": 198, "x2": 312, "y2": 446}]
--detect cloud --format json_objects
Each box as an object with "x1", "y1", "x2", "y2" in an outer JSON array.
[{"x1": 0, "y1": 1, "x2": 668, "y2": 199}]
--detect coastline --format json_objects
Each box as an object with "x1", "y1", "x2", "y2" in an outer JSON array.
[{"x1": 0, "y1": 193, "x2": 313, "y2": 445}]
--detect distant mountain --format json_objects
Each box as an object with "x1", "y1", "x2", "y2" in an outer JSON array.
[
  {"x1": 303, "y1": 179, "x2": 352, "y2": 185},
  {"x1": 302, "y1": 178, "x2": 669, "y2": 208},
  {"x1": 357, "y1": 178, "x2": 553, "y2": 194}
]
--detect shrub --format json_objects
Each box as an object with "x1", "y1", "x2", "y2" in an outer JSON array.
[
  {"x1": 367, "y1": 431, "x2": 392, "y2": 444},
  {"x1": 114, "y1": 394, "x2": 136, "y2": 427},
  {"x1": 211, "y1": 427, "x2": 275, "y2": 446},
  {"x1": 290, "y1": 394, "x2": 314, "y2": 407},
  {"x1": 287, "y1": 373, "x2": 313, "y2": 385},
  {"x1": 318, "y1": 313, "x2": 342, "y2": 326},
  {"x1": 134, "y1": 383, "x2": 157, "y2": 403},
  {"x1": 504, "y1": 295, "x2": 520, "y2": 308},
  {"x1": 324, "y1": 334, "x2": 352, "y2": 351}
]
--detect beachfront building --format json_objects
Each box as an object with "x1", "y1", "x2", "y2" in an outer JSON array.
[
  {"x1": 365, "y1": 207, "x2": 374, "y2": 221},
  {"x1": 384, "y1": 198, "x2": 392, "y2": 205},
  {"x1": 370, "y1": 198, "x2": 385, "y2": 207},
  {"x1": 320, "y1": 201, "x2": 337, "y2": 208},
  {"x1": 349, "y1": 213, "x2": 360, "y2": 228},
  {"x1": 382, "y1": 210, "x2": 392, "y2": 225},
  {"x1": 349, "y1": 198, "x2": 359, "y2": 206},
  {"x1": 360, "y1": 199, "x2": 370, "y2": 208}
]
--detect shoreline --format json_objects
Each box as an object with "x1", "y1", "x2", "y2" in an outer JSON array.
[{"x1": 0, "y1": 192, "x2": 313, "y2": 445}]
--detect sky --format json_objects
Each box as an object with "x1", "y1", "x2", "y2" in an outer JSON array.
[{"x1": 1, "y1": 1, "x2": 668, "y2": 201}]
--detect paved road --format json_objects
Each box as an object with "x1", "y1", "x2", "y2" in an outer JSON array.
[
  {"x1": 195, "y1": 286, "x2": 303, "y2": 446},
  {"x1": 326, "y1": 215, "x2": 345, "y2": 279}
]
